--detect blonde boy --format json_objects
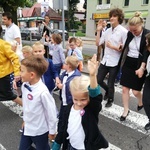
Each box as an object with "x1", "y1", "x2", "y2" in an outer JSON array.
[{"x1": 32, "y1": 41, "x2": 59, "y2": 93}]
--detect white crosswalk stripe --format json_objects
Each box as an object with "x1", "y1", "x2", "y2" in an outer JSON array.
[
  {"x1": 0, "y1": 144, "x2": 6, "y2": 150},
  {"x1": 1, "y1": 84, "x2": 150, "y2": 150}
]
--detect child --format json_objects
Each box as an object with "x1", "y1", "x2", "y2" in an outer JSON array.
[
  {"x1": 67, "y1": 37, "x2": 83, "y2": 71},
  {"x1": 22, "y1": 45, "x2": 33, "y2": 59},
  {"x1": 32, "y1": 41, "x2": 60, "y2": 93},
  {"x1": 41, "y1": 33, "x2": 65, "y2": 76},
  {"x1": 52, "y1": 54, "x2": 108, "y2": 150},
  {"x1": 19, "y1": 56, "x2": 57, "y2": 150},
  {"x1": 0, "y1": 25, "x2": 22, "y2": 106},
  {"x1": 76, "y1": 37, "x2": 83, "y2": 51},
  {"x1": 55, "y1": 55, "x2": 81, "y2": 136}
]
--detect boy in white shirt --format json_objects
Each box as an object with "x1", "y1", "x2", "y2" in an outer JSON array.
[{"x1": 19, "y1": 56, "x2": 57, "y2": 150}]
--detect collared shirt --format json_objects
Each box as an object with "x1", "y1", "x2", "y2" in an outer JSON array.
[
  {"x1": 62, "y1": 71, "x2": 75, "y2": 106},
  {"x1": 99, "y1": 25, "x2": 128, "y2": 67},
  {"x1": 22, "y1": 79, "x2": 57, "y2": 136},
  {"x1": 67, "y1": 47, "x2": 83, "y2": 61},
  {"x1": 48, "y1": 43, "x2": 65, "y2": 65},
  {"x1": 127, "y1": 32, "x2": 143, "y2": 58}
]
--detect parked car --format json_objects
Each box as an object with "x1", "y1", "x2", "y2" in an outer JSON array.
[
  {"x1": 52, "y1": 29, "x2": 69, "y2": 41},
  {"x1": 20, "y1": 28, "x2": 42, "y2": 41}
]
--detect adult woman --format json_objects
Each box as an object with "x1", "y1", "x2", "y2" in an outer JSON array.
[{"x1": 120, "y1": 12, "x2": 150, "y2": 121}]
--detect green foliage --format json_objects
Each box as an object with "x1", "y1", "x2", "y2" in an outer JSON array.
[
  {"x1": 65, "y1": 0, "x2": 80, "y2": 30},
  {"x1": 0, "y1": 0, "x2": 35, "y2": 24}
]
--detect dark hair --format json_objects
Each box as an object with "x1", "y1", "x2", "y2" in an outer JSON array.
[
  {"x1": 0, "y1": 25, "x2": 2, "y2": 35},
  {"x1": 2, "y1": 12, "x2": 13, "y2": 22},
  {"x1": 146, "y1": 33, "x2": 150, "y2": 47},
  {"x1": 51, "y1": 33, "x2": 62, "y2": 44},
  {"x1": 69, "y1": 37, "x2": 77, "y2": 43},
  {"x1": 109, "y1": 8, "x2": 124, "y2": 24},
  {"x1": 21, "y1": 56, "x2": 48, "y2": 77}
]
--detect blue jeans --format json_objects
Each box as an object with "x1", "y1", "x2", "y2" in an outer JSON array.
[
  {"x1": 97, "y1": 64, "x2": 118, "y2": 100},
  {"x1": 19, "y1": 131, "x2": 50, "y2": 150}
]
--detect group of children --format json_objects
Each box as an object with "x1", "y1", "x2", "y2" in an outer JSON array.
[{"x1": 2, "y1": 28, "x2": 109, "y2": 150}]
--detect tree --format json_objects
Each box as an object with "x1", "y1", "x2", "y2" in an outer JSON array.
[
  {"x1": 65, "y1": 0, "x2": 80, "y2": 30},
  {"x1": 0, "y1": 0, "x2": 35, "y2": 24},
  {"x1": 83, "y1": 0, "x2": 87, "y2": 18}
]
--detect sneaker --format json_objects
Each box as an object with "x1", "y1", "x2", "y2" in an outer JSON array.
[
  {"x1": 104, "y1": 92, "x2": 108, "y2": 100},
  {"x1": 105, "y1": 99, "x2": 113, "y2": 108},
  {"x1": 144, "y1": 122, "x2": 150, "y2": 130}
]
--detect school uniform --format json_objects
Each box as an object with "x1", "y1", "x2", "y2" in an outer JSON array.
[
  {"x1": 19, "y1": 79, "x2": 57, "y2": 150},
  {"x1": 120, "y1": 28, "x2": 150, "y2": 91},
  {"x1": 57, "y1": 69, "x2": 81, "y2": 141},
  {"x1": 43, "y1": 58, "x2": 58, "y2": 92},
  {"x1": 55, "y1": 86, "x2": 108, "y2": 150}
]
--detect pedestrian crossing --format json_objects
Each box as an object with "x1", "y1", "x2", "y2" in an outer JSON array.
[{"x1": 0, "y1": 84, "x2": 150, "y2": 150}]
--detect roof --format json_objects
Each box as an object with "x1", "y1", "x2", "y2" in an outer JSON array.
[{"x1": 21, "y1": 3, "x2": 62, "y2": 20}]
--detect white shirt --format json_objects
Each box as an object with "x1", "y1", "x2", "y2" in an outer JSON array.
[
  {"x1": 4, "y1": 23, "x2": 23, "y2": 59},
  {"x1": 127, "y1": 33, "x2": 142, "y2": 58},
  {"x1": 62, "y1": 71, "x2": 75, "y2": 106},
  {"x1": 67, "y1": 106, "x2": 85, "y2": 149},
  {"x1": 99, "y1": 25, "x2": 128, "y2": 67},
  {"x1": 22, "y1": 79, "x2": 57, "y2": 136},
  {"x1": 146, "y1": 55, "x2": 150, "y2": 74}
]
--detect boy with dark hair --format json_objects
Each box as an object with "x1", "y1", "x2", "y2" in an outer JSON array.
[
  {"x1": 96, "y1": 8, "x2": 128, "y2": 107},
  {"x1": 19, "y1": 56, "x2": 57, "y2": 150}
]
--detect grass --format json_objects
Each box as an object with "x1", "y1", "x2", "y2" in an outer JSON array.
[{"x1": 69, "y1": 30, "x2": 85, "y2": 37}]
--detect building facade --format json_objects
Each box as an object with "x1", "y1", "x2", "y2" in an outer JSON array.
[{"x1": 86, "y1": 0, "x2": 150, "y2": 37}]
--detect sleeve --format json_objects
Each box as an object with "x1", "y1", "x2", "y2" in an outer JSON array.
[
  {"x1": 59, "y1": 47, "x2": 65, "y2": 64},
  {"x1": 13, "y1": 26, "x2": 21, "y2": 39},
  {"x1": 88, "y1": 85, "x2": 101, "y2": 97},
  {"x1": 75, "y1": 49, "x2": 83, "y2": 61},
  {"x1": 3, "y1": 41, "x2": 20, "y2": 76},
  {"x1": 41, "y1": 91, "x2": 57, "y2": 134}
]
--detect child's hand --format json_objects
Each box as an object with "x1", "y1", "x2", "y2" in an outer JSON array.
[
  {"x1": 48, "y1": 134, "x2": 56, "y2": 141},
  {"x1": 96, "y1": 19, "x2": 103, "y2": 31},
  {"x1": 87, "y1": 54, "x2": 99, "y2": 76}
]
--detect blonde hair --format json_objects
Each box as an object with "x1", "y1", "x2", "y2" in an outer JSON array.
[
  {"x1": 9, "y1": 40, "x2": 17, "y2": 47},
  {"x1": 65, "y1": 55, "x2": 79, "y2": 70},
  {"x1": 22, "y1": 45, "x2": 33, "y2": 53},
  {"x1": 70, "y1": 76, "x2": 90, "y2": 93},
  {"x1": 128, "y1": 11, "x2": 144, "y2": 26},
  {"x1": 76, "y1": 38, "x2": 83, "y2": 47},
  {"x1": 32, "y1": 41, "x2": 44, "y2": 50}
]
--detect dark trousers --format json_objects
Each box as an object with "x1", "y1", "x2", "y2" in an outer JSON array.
[
  {"x1": 53, "y1": 63, "x2": 63, "y2": 77},
  {"x1": 143, "y1": 76, "x2": 150, "y2": 121},
  {"x1": 97, "y1": 64, "x2": 118, "y2": 100},
  {"x1": 19, "y1": 131, "x2": 50, "y2": 150},
  {"x1": 67, "y1": 143, "x2": 78, "y2": 150}
]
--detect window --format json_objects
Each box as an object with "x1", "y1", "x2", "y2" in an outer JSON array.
[
  {"x1": 143, "y1": 0, "x2": 149, "y2": 4},
  {"x1": 124, "y1": 0, "x2": 129, "y2": 6},
  {"x1": 106, "y1": 0, "x2": 110, "y2": 4},
  {"x1": 98, "y1": 0, "x2": 102, "y2": 4}
]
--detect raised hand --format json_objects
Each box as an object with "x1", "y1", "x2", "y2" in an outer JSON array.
[
  {"x1": 96, "y1": 19, "x2": 103, "y2": 31},
  {"x1": 87, "y1": 54, "x2": 99, "y2": 76}
]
